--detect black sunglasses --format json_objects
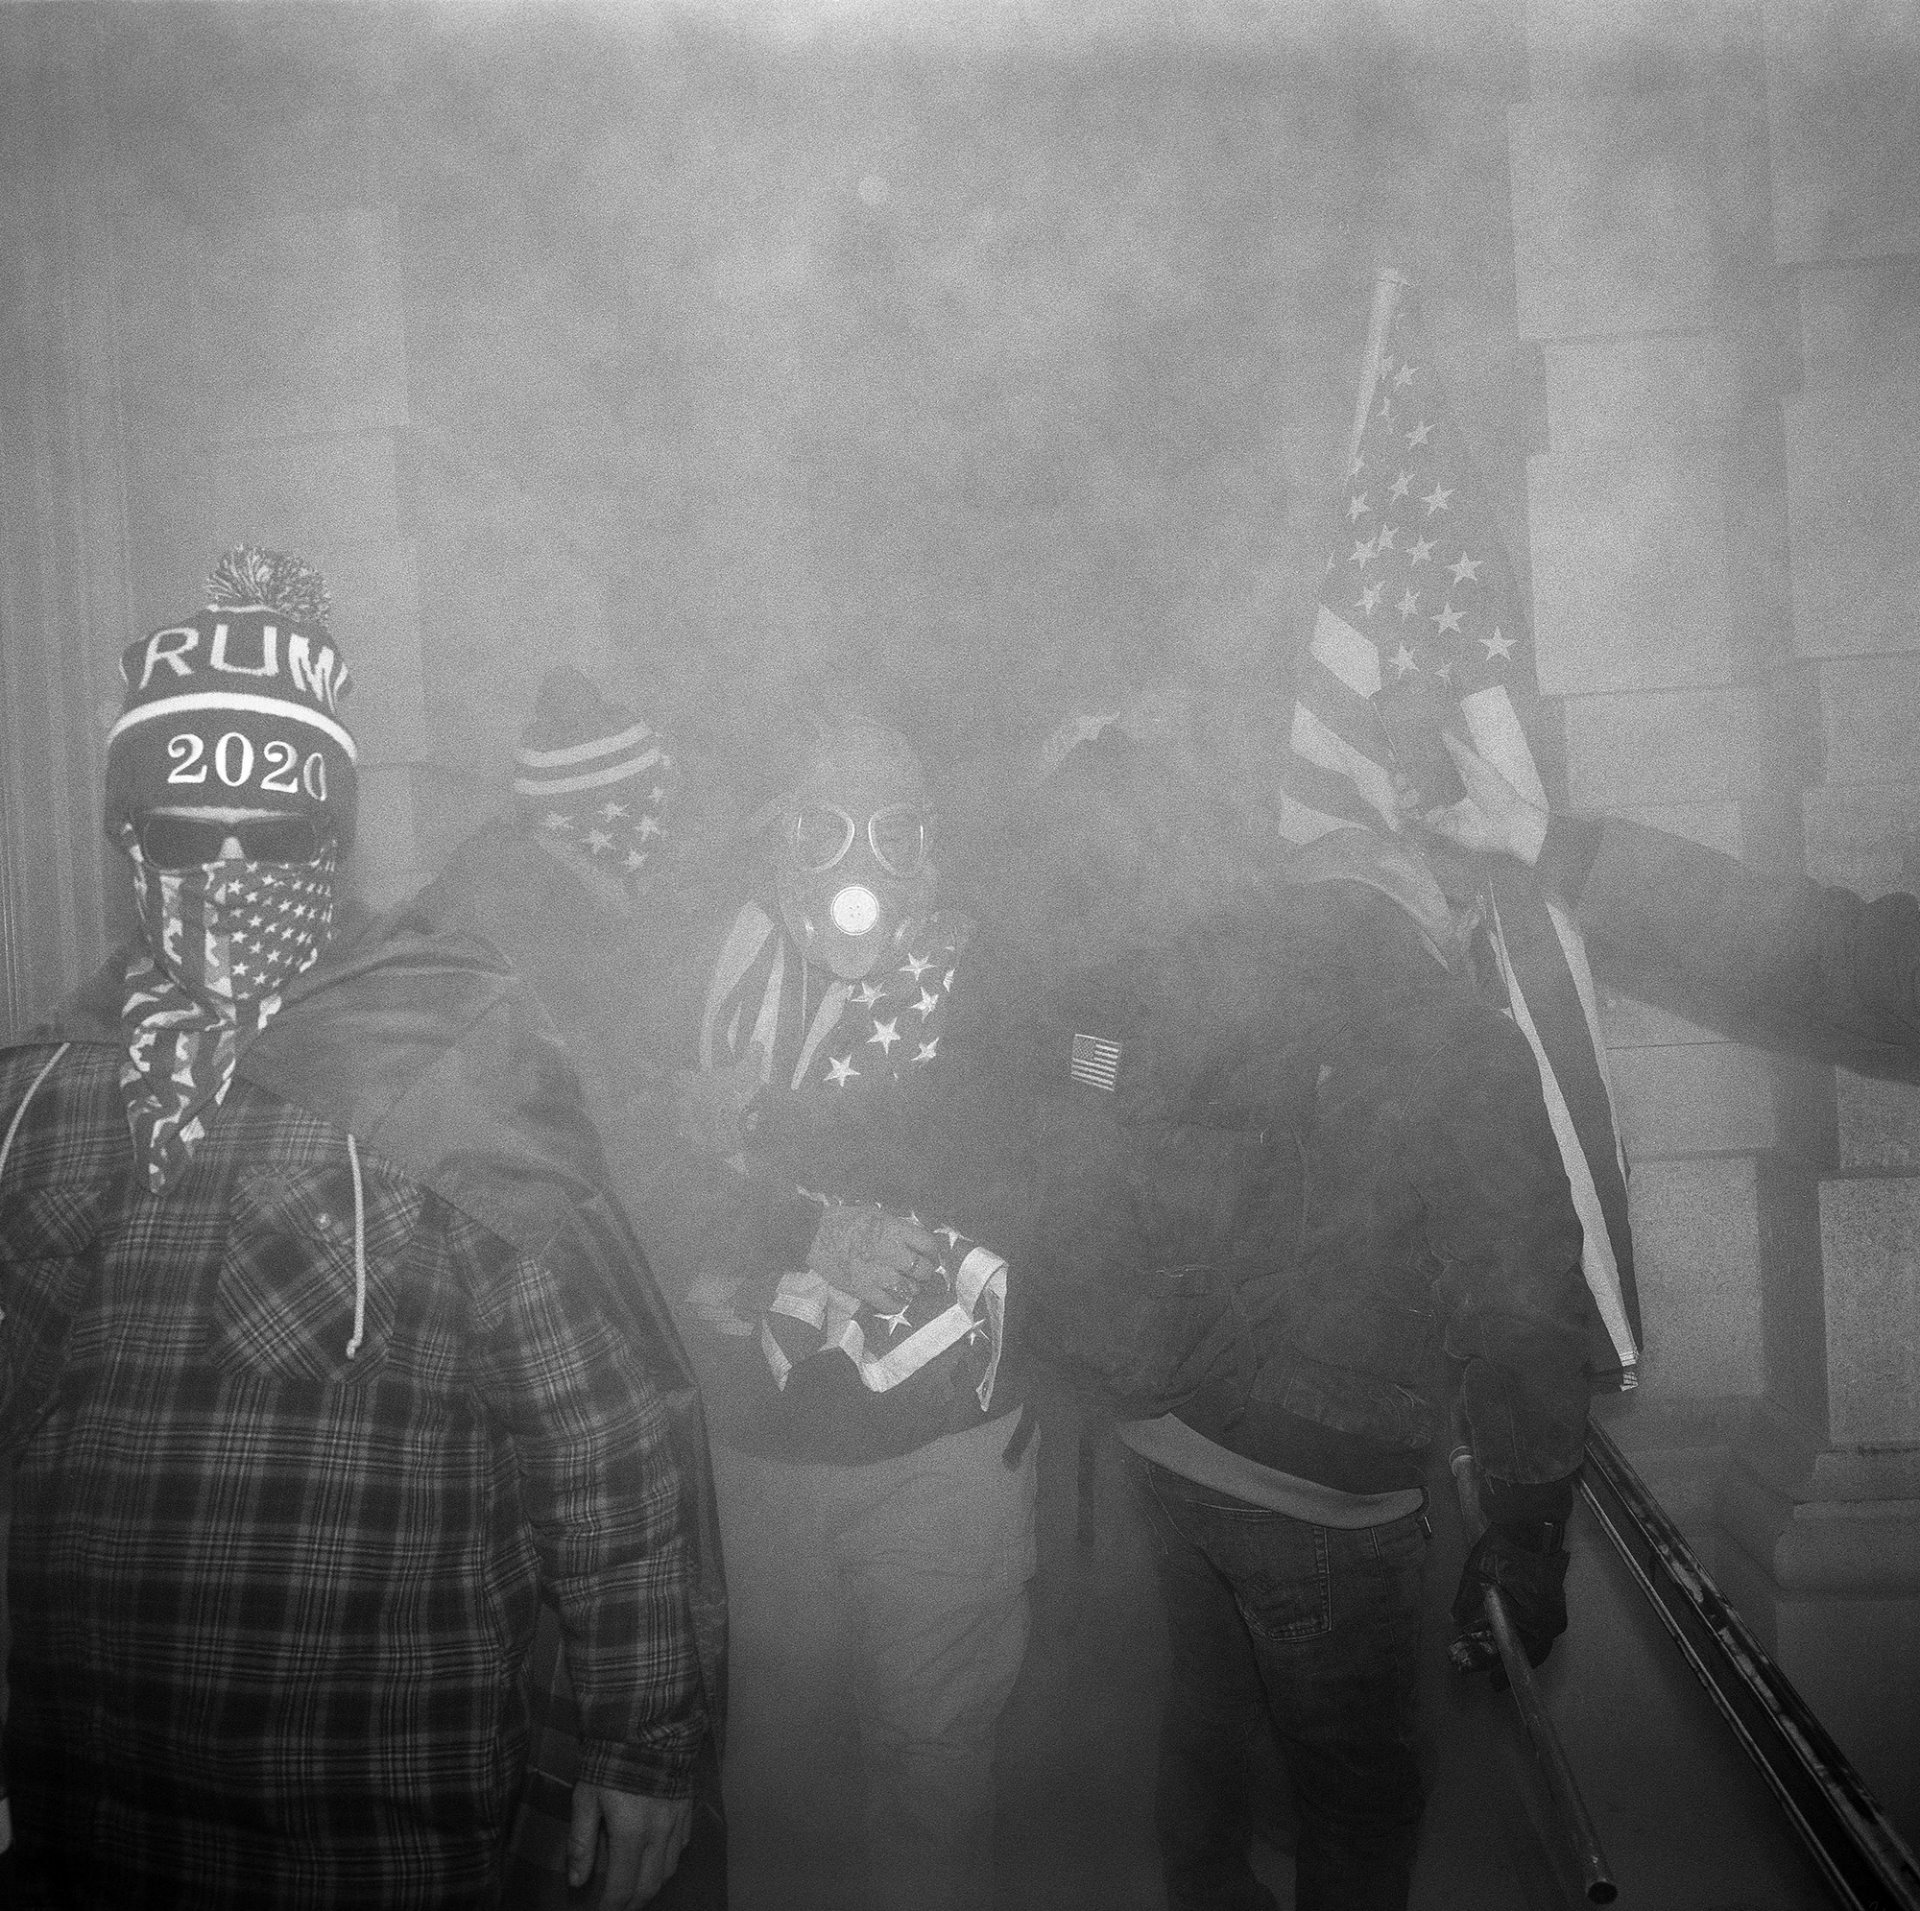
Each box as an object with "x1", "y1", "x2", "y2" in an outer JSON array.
[{"x1": 133, "y1": 815, "x2": 325, "y2": 870}]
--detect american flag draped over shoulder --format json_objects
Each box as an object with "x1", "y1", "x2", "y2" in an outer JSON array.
[
  {"x1": 1278, "y1": 273, "x2": 1641, "y2": 1385},
  {"x1": 701, "y1": 902, "x2": 966, "y2": 1093}
]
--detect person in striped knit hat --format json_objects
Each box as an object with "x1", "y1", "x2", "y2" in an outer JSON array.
[
  {"x1": 419, "y1": 665, "x2": 730, "y2": 1909},
  {"x1": 509, "y1": 666, "x2": 683, "y2": 907}
]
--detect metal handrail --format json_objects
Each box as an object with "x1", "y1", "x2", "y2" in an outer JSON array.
[{"x1": 1581, "y1": 1423, "x2": 1920, "y2": 1911}]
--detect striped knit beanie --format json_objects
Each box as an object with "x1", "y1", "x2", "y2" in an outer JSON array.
[
  {"x1": 513, "y1": 667, "x2": 677, "y2": 879},
  {"x1": 106, "y1": 548, "x2": 358, "y2": 848}
]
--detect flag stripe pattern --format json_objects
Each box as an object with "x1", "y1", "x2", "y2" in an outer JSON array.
[
  {"x1": 1278, "y1": 281, "x2": 1641, "y2": 1382},
  {"x1": 513, "y1": 718, "x2": 676, "y2": 878},
  {"x1": 1069, "y1": 1034, "x2": 1123, "y2": 1093}
]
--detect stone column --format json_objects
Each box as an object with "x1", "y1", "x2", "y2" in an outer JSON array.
[
  {"x1": 1509, "y1": 19, "x2": 1816, "y2": 1528},
  {"x1": 1705, "y1": 0, "x2": 1920, "y2": 1839},
  {"x1": 102, "y1": 13, "x2": 424, "y2": 909},
  {"x1": 0, "y1": 8, "x2": 130, "y2": 1032}
]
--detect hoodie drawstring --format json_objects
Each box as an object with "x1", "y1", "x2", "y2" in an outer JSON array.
[
  {"x1": 2, "y1": 1046, "x2": 371, "y2": 1365},
  {"x1": 0, "y1": 1043, "x2": 71, "y2": 1189},
  {"x1": 344, "y1": 1132, "x2": 367, "y2": 1360}
]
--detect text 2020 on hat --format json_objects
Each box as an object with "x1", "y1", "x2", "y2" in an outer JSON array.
[{"x1": 106, "y1": 547, "x2": 358, "y2": 849}]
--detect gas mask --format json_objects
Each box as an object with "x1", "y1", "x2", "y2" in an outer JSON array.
[{"x1": 776, "y1": 722, "x2": 938, "y2": 981}]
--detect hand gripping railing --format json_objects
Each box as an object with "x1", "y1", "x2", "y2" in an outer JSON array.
[{"x1": 1451, "y1": 1445, "x2": 1618, "y2": 1903}]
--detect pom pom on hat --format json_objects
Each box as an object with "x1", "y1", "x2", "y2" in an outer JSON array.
[
  {"x1": 206, "y1": 547, "x2": 332, "y2": 627},
  {"x1": 105, "y1": 547, "x2": 358, "y2": 849}
]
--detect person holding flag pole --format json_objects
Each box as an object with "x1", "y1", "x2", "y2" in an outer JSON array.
[{"x1": 1008, "y1": 274, "x2": 1613, "y2": 1911}]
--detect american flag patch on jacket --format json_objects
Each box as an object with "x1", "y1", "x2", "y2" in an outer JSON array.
[{"x1": 1070, "y1": 1032, "x2": 1122, "y2": 1092}]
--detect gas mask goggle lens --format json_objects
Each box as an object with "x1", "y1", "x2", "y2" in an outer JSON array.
[{"x1": 786, "y1": 802, "x2": 931, "y2": 881}]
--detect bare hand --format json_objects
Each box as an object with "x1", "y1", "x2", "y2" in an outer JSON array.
[
  {"x1": 567, "y1": 1784, "x2": 692, "y2": 1909},
  {"x1": 1421, "y1": 734, "x2": 1549, "y2": 866},
  {"x1": 808, "y1": 1203, "x2": 939, "y2": 1313},
  {"x1": 673, "y1": 1045, "x2": 765, "y2": 1160}
]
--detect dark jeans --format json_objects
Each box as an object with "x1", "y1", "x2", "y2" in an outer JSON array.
[{"x1": 1128, "y1": 1453, "x2": 1429, "y2": 1911}]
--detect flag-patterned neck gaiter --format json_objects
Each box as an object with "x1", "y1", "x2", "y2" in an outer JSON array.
[{"x1": 117, "y1": 838, "x2": 338, "y2": 1194}]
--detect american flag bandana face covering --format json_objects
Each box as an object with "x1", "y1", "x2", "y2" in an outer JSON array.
[{"x1": 117, "y1": 835, "x2": 337, "y2": 1194}]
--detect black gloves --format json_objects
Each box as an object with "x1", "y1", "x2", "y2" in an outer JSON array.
[{"x1": 1450, "y1": 1517, "x2": 1570, "y2": 1690}]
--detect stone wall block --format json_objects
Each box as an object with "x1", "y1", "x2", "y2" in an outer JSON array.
[
  {"x1": 1524, "y1": 1, "x2": 1742, "y2": 101},
  {"x1": 1785, "y1": 377, "x2": 1920, "y2": 660},
  {"x1": 1509, "y1": 93, "x2": 1716, "y2": 338},
  {"x1": 1611, "y1": 1043, "x2": 1784, "y2": 1157},
  {"x1": 1538, "y1": 334, "x2": 1736, "y2": 450},
  {"x1": 1600, "y1": 990, "x2": 1729, "y2": 1053},
  {"x1": 194, "y1": 206, "x2": 408, "y2": 443},
  {"x1": 1755, "y1": 1155, "x2": 1830, "y2": 1437},
  {"x1": 1529, "y1": 444, "x2": 1735, "y2": 695},
  {"x1": 346, "y1": 762, "x2": 421, "y2": 913},
  {"x1": 1816, "y1": 1175, "x2": 1920, "y2": 1445},
  {"x1": 1801, "y1": 781, "x2": 1920, "y2": 895},
  {"x1": 1562, "y1": 683, "x2": 1792, "y2": 812},
  {"x1": 1625, "y1": 1155, "x2": 1768, "y2": 1398},
  {"x1": 120, "y1": 440, "x2": 216, "y2": 641},
  {"x1": 1794, "y1": 262, "x2": 1920, "y2": 390},
  {"x1": 1717, "y1": 1463, "x2": 1920, "y2": 1594},
  {"x1": 208, "y1": 434, "x2": 403, "y2": 557},
  {"x1": 1838, "y1": 1074, "x2": 1920, "y2": 1174},
  {"x1": 1713, "y1": 1537, "x2": 1920, "y2": 1842},
  {"x1": 319, "y1": 536, "x2": 425, "y2": 770},
  {"x1": 1765, "y1": 0, "x2": 1920, "y2": 264},
  {"x1": 110, "y1": 220, "x2": 202, "y2": 440},
  {"x1": 1817, "y1": 657, "x2": 1920, "y2": 787}
]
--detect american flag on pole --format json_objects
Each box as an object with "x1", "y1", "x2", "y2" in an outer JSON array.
[{"x1": 1278, "y1": 272, "x2": 1641, "y2": 1386}]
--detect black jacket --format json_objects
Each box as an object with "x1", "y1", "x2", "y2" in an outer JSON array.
[{"x1": 1026, "y1": 878, "x2": 1594, "y2": 1523}]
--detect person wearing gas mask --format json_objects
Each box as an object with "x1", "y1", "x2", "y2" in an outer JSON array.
[
  {"x1": 0, "y1": 551, "x2": 723, "y2": 1909},
  {"x1": 651, "y1": 715, "x2": 1035, "y2": 1911}
]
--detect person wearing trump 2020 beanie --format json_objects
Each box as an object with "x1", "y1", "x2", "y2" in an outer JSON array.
[{"x1": 0, "y1": 548, "x2": 722, "y2": 1909}]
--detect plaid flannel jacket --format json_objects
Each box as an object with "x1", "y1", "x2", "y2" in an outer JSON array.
[{"x1": 0, "y1": 992, "x2": 712, "y2": 1905}]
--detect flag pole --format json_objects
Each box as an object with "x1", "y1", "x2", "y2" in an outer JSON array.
[
  {"x1": 1451, "y1": 1444, "x2": 1619, "y2": 1904},
  {"x1": 1345, "y1": 267, "x2": 1420, "y2": 815},
  {"x1": 1345, "y1": 267, "x2": 1408, "y2": 469}
]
